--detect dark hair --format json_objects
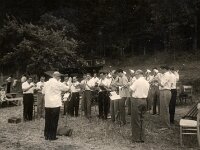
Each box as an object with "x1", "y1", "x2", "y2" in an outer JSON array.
[
  {"x1": 160, "y1": 65, "x2": 169, "y2": 70},
  {"x1": 86, "y1": 73, "x2": 91, "y2": 76},
  {"x1": 99, "y1": 71, "x2": 106, "y2": 75},
  {"x1": 116, "y1": 69, "x2": 123, "y2": 73},
  {"x1": 152, "y1": 67, "x2": 158, "y2": 70}
]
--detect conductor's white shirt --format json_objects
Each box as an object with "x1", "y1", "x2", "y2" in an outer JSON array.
[
  {"x1": 43, "y1": 78, "x2": 69, "y2": 108},
  {"x1": 130, "y1": 77, "x2": 150, "y2": 98}
]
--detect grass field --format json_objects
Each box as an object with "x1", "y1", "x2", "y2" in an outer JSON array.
[{"x1": 0, "y1": 103, "x2": 199, "y2": 150}]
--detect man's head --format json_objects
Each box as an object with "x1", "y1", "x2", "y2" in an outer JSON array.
[
  {"x1": 72, "y1": 76, "x2": 78, "y2": 82},
  {"x1": 40, "y1": 76, "x2": 45, "y2": 82},
  {"x1": 82, "y1": 74, "x2": 87, "y2": 80},
  {"x1": 152, "y1": 67, "x2": 159, "y2": 75},
  {"x1": 116, "y1": 69, "x2": 124, "y2": 77},
  {"x1": 86, "y1": 73, "x2": 91, "y2": 80},
  {"x1": 99, "y1": 72, "x2": 106, "y2": 79},
  {"x1": 111, "y1": 70, "x2": 117, "y2": 78},
  {"x1": 135, "y1": 70, "x2": 144, "y2": 79},
  {"x1": 27, "y1": 77, "x2": 33, "y2": 84},
  {"x1": 93, "y1": 73, "x2": 97, "y2": 78},
  {"x1": 160, "y1": 66, "x2": 169, "y2": 74},
  {"x1": 53, "y1": 71, "x2": 62, "y2": 81}
]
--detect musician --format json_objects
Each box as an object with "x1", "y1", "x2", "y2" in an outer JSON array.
[
  {"x1": 98, "y1": 72, "x2": 110, "y2": 119},
  {"x1": 36, "y1": 76, "x2": 45, "y2": 119},
  {"x1": 149, "y1": 68, "x2": 161, "y2": 115},
  {"x1": 169, "y1": 67, "x2": 178, "y2": 124},
  {"x1": 158, "y1": 66, "x2": 172, "y2": 128},
  {"x1": 80, "y1": 74, "x2": 87, "y2": 112},
  {"x1": 130, "y1": 70, "x2": 150, "y2": 143},
  {"x1": 82, "y1": 73, "x2": 95, "y2": 118},
  {"x1": 22, "y1": 77, "x2": 35, "y2": 121},
  {"x1": 110, "y1": 70, "x2": 120, "y2": 122},
  {"x1": 127, "y1": 69, "x2": 136, "y2": 115},
  {"x1": 116, "y1": 69, "x2": 129, "y2": 125},
  {"x1": 63, "y1": 75, "x2": 72, "y2": 115},
  {"x1": 68, "y1": 76, "x2": 81, "y2": 117}
]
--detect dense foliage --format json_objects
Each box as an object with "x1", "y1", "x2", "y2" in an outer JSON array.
[{"x1": 0, "y1": 0, "x2": 200, "y2": 73}]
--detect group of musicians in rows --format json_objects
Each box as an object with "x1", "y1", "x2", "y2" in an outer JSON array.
[{"x1": 21, "y1": 66, "x2": 179, "y2": 142}]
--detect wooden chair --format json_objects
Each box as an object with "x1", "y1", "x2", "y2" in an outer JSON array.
[
  {"x1": 180, "y1": 103, "x2": 200, "y2": 147},
  {"x1": 180, "y1": 85, "x2": 193, "y2": 104}
]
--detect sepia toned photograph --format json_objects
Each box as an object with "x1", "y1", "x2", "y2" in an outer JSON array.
[{"x1": 0, "y1": 0, "x2": 200, "y2": 149}]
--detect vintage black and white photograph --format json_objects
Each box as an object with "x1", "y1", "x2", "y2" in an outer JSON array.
[{"x1": 0, "y1": 0, "x2": 200, "y2": 149}]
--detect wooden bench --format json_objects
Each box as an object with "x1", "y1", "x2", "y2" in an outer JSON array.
[{"x1": 5, "y1": 97, "x2": 23, "y2": 106}]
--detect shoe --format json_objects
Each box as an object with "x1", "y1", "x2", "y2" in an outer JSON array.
[
  {"x1": 132, "y1": 140, "x2": 144, "y2": 143},
  {"x1": 49, "y1": 137, "x2": 58, "y2": 141}
]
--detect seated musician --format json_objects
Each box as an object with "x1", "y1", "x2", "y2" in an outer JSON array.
[{"x1": 98, "y1": 72, "x2": 110, "y2": 119}]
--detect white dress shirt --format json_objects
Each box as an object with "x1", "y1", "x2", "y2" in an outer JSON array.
[
  {"x1": 159, "y1": 72, "x2": 172, "y2": 90},
  {"x1": 36, "y1": 81, "x2": 45, "y2": 93},
  {"x1": 98, "y1": 78, "x2": 110, "y2": 91},
  {"x1": 22, "y1": 81, "x2": 35, "y2": 94},
  {"x1": 130, "y1": 77, "x2": 150, "y2": 98},
  {"x1": 174, "y1": 71, "x2": 179, "y2": 82},
  {"x1": 43, "y1": 78, "x2": 69, "y2": 108},
  {"x1": 118, "y1": 75, "x2": 130, "y2": 97},
  {"x1": 70, "y1": 81, "x2": 80, "y2": 93},
  {"x1": 92, "y1": 77, "x2": 99, "y2": 84},
  {"x1": 170, "y1": 72, "x2": 177, "y2": 89},
  {"x1": 85, "y1": 79, "x2": 95, "y2": 91}
]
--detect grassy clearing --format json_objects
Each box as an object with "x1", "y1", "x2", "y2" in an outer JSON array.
[{"x1": 0, "y1": 104, "x2": 199, "y2": 150}]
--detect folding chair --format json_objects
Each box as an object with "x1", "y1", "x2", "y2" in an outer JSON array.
[
  {"x1": 180, "y1": 103, "x2": 200, "y2": 147},
  {"x1": 182, "y1": 85, "x2": 193, "y2": 104}
]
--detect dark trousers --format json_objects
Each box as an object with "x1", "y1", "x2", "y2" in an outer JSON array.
[
  {"x1": 83, "y1": 90, "x2": 92, "y2": 118},
  {"x1": 6, "y1": 82, "x2": 11, "y2": 93},
  {"x1": 126, "y1": 97, "x2": 131, "y2": 115},
  {"x1": 23, "y1": 94, "x2": 34, "y2": 121},
  {"x1": 44, "y1": 107, "x2": 60, "y2": 140},
  {"x1": 169, "y1": 89, "x2": 177, "y2": 124},
  {"x1": 131, "y1": 98, "x2": 147, "y2": 142},
  {"x1": 98, "y1": 91, "x2": 110, "y2": 119},
  {"x1": 37, "y1": 93, "x2": 45, "y2": 118},
  {"x1": 67, "y1": 92, "x2": 80, "y2": 117},
  {"x1": 151, "y1": 86, "x2": 160, "y2": 114}
]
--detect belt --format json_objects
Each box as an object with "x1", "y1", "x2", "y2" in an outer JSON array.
[
  {"x1": 160, "y1": 89, "x2": 170, "y2": 91},
  {"x1": 132, "y1": 98, "x2": 146, "y2": 100}
]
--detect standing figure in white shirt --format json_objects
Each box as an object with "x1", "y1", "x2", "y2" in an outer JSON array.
[
  {"x1": 80, "y1": 74, "x2": 87, "y2": 112},
  {"x1": 169, "y1": 67, "x2": 178, "y2": 124},
  {"x1": 83, "y1": 73, "x2": 95, "y2": 118},
  {"x1": 98, "y1": 72, "x2": 110, "y2": 120},
  {"x1": 36, "y1": 76, "x2": 45, "y2": 119},
  {"x1": 22, "y1": 77, "x2": 35, "y2": 121},
  {"x1": 149, "y1": 68, "x2": 161, "y2": 115},
  {"x1": 43, "y1": 71, "x2": 69, "y2": 140},
  {"x1": 158, "y1": 66, "x2": 172, "y2": 128},
  {"x1": 68, "y1": 76, "x2": 81, "y2": 117},
  {"x1": 129, "y1": 70, "x2": 150, "y2": 143},
  {"x1": 63, "y1": 75, "x2": 72, "y2": 115},
  {"x1": 116, "y1": 69, "x2": 129, "y2": 125}
]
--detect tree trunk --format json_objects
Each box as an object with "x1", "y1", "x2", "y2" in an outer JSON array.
[{"x1": 193, "y1": 15, "x2": 198, "y2": 52}]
